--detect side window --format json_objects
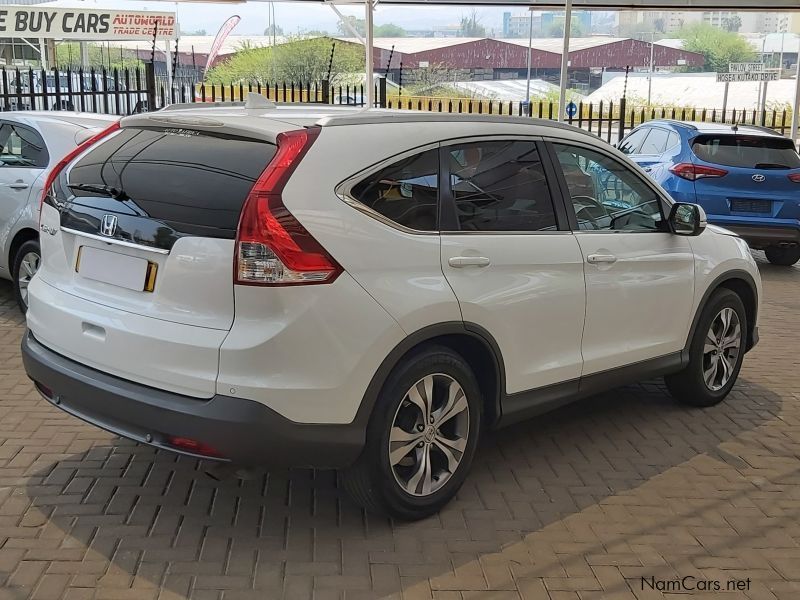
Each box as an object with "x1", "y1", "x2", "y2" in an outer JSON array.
[
  {"x1": 638, "y1": 128, "x2": 671, "y2": 155},
  {"x1": 617, "y1": 128, "x2": 649, "y2": 155},
  {"x1": 553, "y1": 143, "x2": 664, "y2": 232},
  {"x1": 350, "y1": 149, "x2": 439, "y2": 232},
  {"x1": 666, "y1": 131, "x2": 680, "y2": 151},
  {"x1": 445, "y1": 140, "x2": 557, "y2": 232},
  {"x1": 0, "y1": 124, "x2": 47, "y2": 168}
]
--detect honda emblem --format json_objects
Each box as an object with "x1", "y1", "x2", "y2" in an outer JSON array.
[{"x1": 100, "y1": 214, "x2": 118, "y2": 237}]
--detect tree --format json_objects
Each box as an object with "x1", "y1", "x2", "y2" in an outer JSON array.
[
  {"x1": 374, "y1": 23, "x2": 406, "y2": 37},
  {"x1": 460, "y1": 10, "x2": 486, "y2": 37},
  {"x1": 678, "y1": 23, "x2": 754, "y2": 72},
  {"x1": 264, "y1": 24, "x2": 284, "y2": 36},
  {"x1": 181, "y1": 29, "x2": 207, "y2": 36},
  {"x1": 337, "y1": 16, "x2": 366, "y2": 37},
  {"x1": 206, "y1": 36, "x2": 364, "y2": 83},
  {"x1": 722, "y1": 15, "x2": 742, "y2": 33},
  {"x1": 653, "y1": 18, "x2": 667, "y2": 34},
  {"x1": 547, "y1": 21, "x2": 584, "y2": 38}
]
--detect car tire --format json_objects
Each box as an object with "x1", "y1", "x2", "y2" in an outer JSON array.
[
  {"x1": 342, "y1": 346, "x2": 482, "y2": 520},
  {"x1": 12, "y1": 239, "x2": 41, "y2": 313},
  {"x1": 665, "y1": 288, "x2": 747, "y2": 408},
  {"x1": 764, "y1": 246, "x2": 800, "y2": 266}
]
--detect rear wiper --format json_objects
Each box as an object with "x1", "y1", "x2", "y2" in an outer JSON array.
[
  {"x1": 754, "y1": 163, "x2": 793, "y2": 170},
  {"x1": 68, "y1": 183, "x2": 129, "y2": 200}
]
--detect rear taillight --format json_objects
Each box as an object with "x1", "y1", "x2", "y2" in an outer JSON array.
[
  {"x1": 789, "y1": 173, "x2": 800, "y2": 183},
  {"x1": 670, "y1": 163, "x2": 728, "y2": 181},
  {"x1": 235, "y1": 127, "x2": 342, "y2": 286},
  {"x1": 39, "y1": 120, "x2": 121, "y2": 220}
]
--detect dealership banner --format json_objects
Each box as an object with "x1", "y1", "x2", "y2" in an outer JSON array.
[{"x1": 0, "y1": 5, "x2": 176, "y2": 40}]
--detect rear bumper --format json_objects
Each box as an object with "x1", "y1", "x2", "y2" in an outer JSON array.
[{"x1": 21, "y1": 331, "x2": 365, "y2": 468}]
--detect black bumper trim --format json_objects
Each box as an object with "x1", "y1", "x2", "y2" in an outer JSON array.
[
  {"x1": 716, "y1": 224, "x2": 800, "y2": 247},
  {"x1": 21, "y1": 332, "x2": 365, "y2": 468}
]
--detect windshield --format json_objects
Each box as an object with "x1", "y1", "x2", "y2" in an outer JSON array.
[{"x1": 692, "y1": 134, "x2": 800, "y2": 169}]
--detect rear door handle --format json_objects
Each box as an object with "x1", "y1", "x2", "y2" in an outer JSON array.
[
  {"x1": 587, "y1": 254, "x2": 617, "y2": 264},
  {"x1": 8, "y1": 181, "x2": 28, "y2": 190},
  {"x1": 448, "y1": 256, "x2": 491, "y2": 268}
]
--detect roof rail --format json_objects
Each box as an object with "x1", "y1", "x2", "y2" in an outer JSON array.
[{"x1": 315, "y1": 109, "x2": 596, "y2": 138}]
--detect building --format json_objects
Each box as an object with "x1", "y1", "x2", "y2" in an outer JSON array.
[{"x1": 502, "y1": 10, "x2": 591, "y2": 38}]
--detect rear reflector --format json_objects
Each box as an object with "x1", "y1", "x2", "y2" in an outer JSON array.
[
  {"x1": 670, "y1": 163, "x2": 728, "y2": 181},
  {"x1": 167, "y1": 436, "x2": 223, "y2": 458},
  {"x1": 235, "y1": 127, "x2": 342, "y2": 286}
]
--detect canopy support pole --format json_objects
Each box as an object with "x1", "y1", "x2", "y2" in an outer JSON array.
[
  {"x1": 524, "y1": 8, "x2": 533, "y2": 105},
  {"x1": 558, "y1": 0, "x2": 572, "y2": 121},
  {"x1": 365, "y1": 0, "x2": 374, "y2": 108},
  {"x1": 791, "y1": 58, "x2": 800, "y2": 145}
]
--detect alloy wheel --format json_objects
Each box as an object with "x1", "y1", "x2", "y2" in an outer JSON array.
[
  {"x1": 702, "y1": 307, "x2": 741, "y2": 391},
  {"x1": 17, "y1": 251, "x2": 40, "y2": 308},
  {"x1": 388, "y1": 373, "x2": 470, "y2": 497}
]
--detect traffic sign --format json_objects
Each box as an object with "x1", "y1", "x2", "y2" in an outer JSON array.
[
  {"x1": 565, "y1": 101, "x2": 578, "y2": 118},
  {"x1": 729, "y1": 62, "x2": 765, "y2": 73},
  {"x1": 717, "y1": 72, "x2": 779, "y2": 83}
]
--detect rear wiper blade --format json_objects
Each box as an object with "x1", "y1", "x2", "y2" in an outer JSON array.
[
  {"x1": 68, "y1": 183, "x2": 129, "y2": 200},
  {"x1": 754, "y1": 163, "x2": 792, "y2": 170}
]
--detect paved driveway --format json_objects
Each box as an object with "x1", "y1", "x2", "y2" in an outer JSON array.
[{"x1": 0, "y1": 256, "x2": 797, "y2": 600}]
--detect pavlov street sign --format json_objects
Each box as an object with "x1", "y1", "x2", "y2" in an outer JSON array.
[
  {"x1": 717, "y1": 72, "x2": 779, "y2": 83},
  {"x1": 728, "y1": 63, "x2": 766, "y2": 73},
  {"x1": 0, "y1": 5, "x2": 176, "y2": 40}
]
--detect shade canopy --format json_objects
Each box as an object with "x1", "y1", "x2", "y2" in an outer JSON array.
[{"x1": 175, "y1": 0, "x2": 800, "y2": 9}]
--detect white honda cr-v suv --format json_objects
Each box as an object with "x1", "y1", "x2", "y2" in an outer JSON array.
[{"x1": 23, "y1": 102, "x2": 761, "y2": 519}]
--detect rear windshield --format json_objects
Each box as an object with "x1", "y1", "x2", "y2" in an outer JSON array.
[
  {"x1": 68, "y1": 127, "x2": 276, "y2": 237},
  {"x1": 691, "y1": 135, "x2": 800, "y2": 169}
]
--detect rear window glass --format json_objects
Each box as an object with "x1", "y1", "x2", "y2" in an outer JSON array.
[
  {"x1": 68, "y1": 127, "x2": 275, "y2": 237},
  {"x1": 692, "y1": 135, "x2": 800, "y2": 169}
]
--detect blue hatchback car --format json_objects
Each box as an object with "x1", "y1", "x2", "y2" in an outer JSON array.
[{"x1": 618, "y1": 120, "x2": 800, "y2": 266}]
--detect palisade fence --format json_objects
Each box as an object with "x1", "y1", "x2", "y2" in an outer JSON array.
[{"x1": 1, "y1": 65, "x2": 794, "y2": 143}]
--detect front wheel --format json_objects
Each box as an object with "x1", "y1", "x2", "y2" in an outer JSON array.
[
  {"x1": 342, "y1": 346, "x2": 482, "y2": 520},
  {"x1": 764, "y1": 246, "x2": 800, "y2": 266},
  {"x1": 665, "y1": 288, "x2": 747, "y2": 407},
  {"x1": 12, "y1": 239, "x2": 40, "y2": 313}
]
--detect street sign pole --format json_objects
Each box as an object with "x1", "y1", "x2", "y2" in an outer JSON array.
[
  {"x1": 558, "y1": 0, "x2": 573, "y2": 122},
  {"x1": 722, "y1": 81, "x2": 729, "y2": 122}
]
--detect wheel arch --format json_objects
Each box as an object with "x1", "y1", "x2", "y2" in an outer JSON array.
[
  {"x1": 8, "y1": 227, "x2": 39, "y2": 274},
  {"x1": 686, "y1": 270, "x2": 759, "y2": 355},
  {"x1": 355, "y1": 322, "x2": 506, "y2": 432}
]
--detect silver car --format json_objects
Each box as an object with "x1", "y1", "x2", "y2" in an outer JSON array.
[{"x1": 0, "y1": 112, "x2": 118, "y2": 310}]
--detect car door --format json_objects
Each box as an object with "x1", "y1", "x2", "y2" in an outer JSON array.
[
  {"x1": 439, "y1": 138, "x2": 586, "y2": 399},
  {"x1": 548, "y1": 140, "x2": 695, "y2": 375},
  {"x1": 0, "y1": 122, "x2": 48, "y2": 228},
  {"x1": 633, "y1": 127, "x2": 679, "y2": 182}
]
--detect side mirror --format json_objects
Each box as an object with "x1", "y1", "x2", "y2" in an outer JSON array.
[{"x1": 669, "y1": 202, "x2": 707, "y2": 236}]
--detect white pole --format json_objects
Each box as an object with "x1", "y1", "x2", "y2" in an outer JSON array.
[
  {"x1": 39, "y1": 39, "x2": 48, "y2": 71},
  {"x1": 558, "y1": 0, "x2": 573, "y2": 121},
  {"x1": 79, "y1": 41, "x2": 89, "y2": 68},
  {"x1": 722, "y1": 81, "x2": 729, "y2": 122},
  {"x1": 791, "y1": 58, "x2": 800, "y2": 145},
  {"x1": 365, "y1": 0, "x2": 374, "y2": 108},
  {"x1": 165, "y1": 40, "x2": 173, "y2": 91},
  {"x1": 647, "y1": 33, "x2": 654, "y2": 106},
  {"x1": 525, "y1": 8, "x2": 533, "y2": 106},
  {"x1": 760, "y1": 80, "x2": 768, "y2": 122}
]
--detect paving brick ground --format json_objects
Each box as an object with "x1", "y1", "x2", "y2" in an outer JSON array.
[{"x1": 0, "y1": 254, "x2": 798, "y2": 599}]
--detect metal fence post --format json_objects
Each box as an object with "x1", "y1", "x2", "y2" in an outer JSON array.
[
  {"x1": 618, "y1": 97, "x2": 627, "y2": 142},
  {"x1": 378, "y1": 77, "x2": 387, "y2": 108},
  {"x1": 145, "y1": 62, "x2": 157, "y2": 112},
  {"x1": 321, "y1": 79, "x2": 330, "y2": 104}
]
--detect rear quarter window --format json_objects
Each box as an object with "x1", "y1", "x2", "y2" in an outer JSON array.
[
  {"x1": 692, "y1": 135, "x2": 800, "y2": 169},
  {"x1": 68, "y1": 127, "x2": 276, "y2": 238}
]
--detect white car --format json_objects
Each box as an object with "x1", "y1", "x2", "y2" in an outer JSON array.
[
  {"x1": 22, "y1": 103, "x2": 761, "y2": 519},
  {"x1": 0, "y1": 112, "x2": 118, "y2": 310}
]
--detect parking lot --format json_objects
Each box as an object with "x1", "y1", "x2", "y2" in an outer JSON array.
[{"x1": 0, "y1": 253, "x2": 791, "y2": 600}]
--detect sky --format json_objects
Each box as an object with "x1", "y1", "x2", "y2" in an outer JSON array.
[{"x1": 43, "y1": 0, "x2": 568, "y2": 36}]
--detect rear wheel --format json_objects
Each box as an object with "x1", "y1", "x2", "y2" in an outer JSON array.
[
  {"x1": 12, "y1": 239, "x2": 40, "y2": 313},
  {"x1": 665, "y1": 288, "x2": 746, "y2": 407},
  {"x1": 764, "y1": 246, "x2": 800, "y2": 266},
  {"x1": 342, "y1": 346, "x2": 482, "y2": 520}
]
